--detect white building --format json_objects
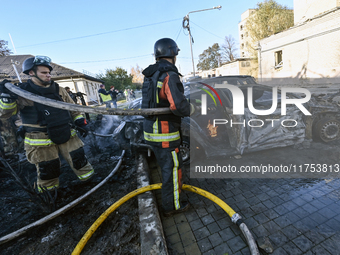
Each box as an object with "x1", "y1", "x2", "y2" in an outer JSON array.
[
  {"x1": 258, "y1": 0, "x2": 340, "y2": 86},
  {"x1": 182, "y1": 58, "x2": 257, "y2": 82},
  {"x1": 239, "y1": 9, "x2": 256, "y2": 58},
  {"x1": 0, "y1": 54, "x2": 103, "y2": 105}
]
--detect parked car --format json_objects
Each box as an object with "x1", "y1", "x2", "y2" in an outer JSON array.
[{"x1": 114, "y1": 75, "x2": 340, "y2": 164}]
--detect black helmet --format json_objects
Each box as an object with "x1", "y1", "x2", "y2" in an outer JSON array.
[
  {"x1": 154, "y1": 38, "x2": 180, "y2": 59},
  {"x1": 22, "y1": 56, "x2": 53, "y2": 75}
]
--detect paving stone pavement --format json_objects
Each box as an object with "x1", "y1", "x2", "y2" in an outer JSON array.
[{"x1": 148, "y1": 157, "x2": 340, "y2": 255}]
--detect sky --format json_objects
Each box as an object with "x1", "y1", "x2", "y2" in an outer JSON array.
[{"x1": 1, "y1": 0, "x2": 294, "y2": 77}]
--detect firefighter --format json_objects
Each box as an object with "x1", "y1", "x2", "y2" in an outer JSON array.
[
  {"x1": 0, "y1": 55, "x2": 94, "y2": 194},
  {"x1": 98, "y1": 84, "x2": 113, "y2": 108},
  {"x1": 142, "y1": 38, "x2": 191, "y2": 217}
]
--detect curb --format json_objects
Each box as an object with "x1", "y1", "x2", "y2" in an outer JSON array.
[{"x1": 136, "y1": 153, "x2": 168, "y2": 255}]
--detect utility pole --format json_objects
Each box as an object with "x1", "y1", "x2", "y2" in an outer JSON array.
[{"x1": 182, "y1": 6, "x2": 222, "y2": 77}]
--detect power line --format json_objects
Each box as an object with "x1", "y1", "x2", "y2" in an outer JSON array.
[
  {"x1": 174, "y1": 23, "x2": 183, "y2": 41},
  {"x1": 17, "y1": 18, "x2": 182, "y2": 49},
  {"x1": 190, "y1": 21, "x2": 225, "y2": 40}
]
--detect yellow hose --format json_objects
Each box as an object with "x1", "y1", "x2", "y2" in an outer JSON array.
[
  {"x1": 182, "y1": 184, "x2": 236, "y2": 217},
  {"x1": 72, "y1": 183, "x2": 237, "y2": 255}
]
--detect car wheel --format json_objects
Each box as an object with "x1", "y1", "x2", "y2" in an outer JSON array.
[
  {"x1": 180, "y1": 140, "x2": 193, "y2": 165},
  {"x1": 313, "y1": 118, "x2": 340, "y2": 142}
]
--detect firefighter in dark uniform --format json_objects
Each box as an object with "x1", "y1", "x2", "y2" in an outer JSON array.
[
  {"x1": 0, "y1": 56, "x2": 94, "y2": 194},
  {"x1": 142, "y1": 38, "x2": 191, "y2": 216}
]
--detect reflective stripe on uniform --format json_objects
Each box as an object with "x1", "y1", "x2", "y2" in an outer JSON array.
[
  {"x1": 25, "y1": 137, "x2": 54, "y2": 146},
  {"x1": 77, "y1": 169, "x2": 94, "y2": 180},
  {"x1": 153, "y1": 118, "x2": 159, "y2": 134},
  {"x1": 143, "y1": 131, "x2": 180, "y2": 142},
  {"x1": 100, "y1": 93, "x2": 112, "y2": 102},
  {"x1": 156, "y1": 81, "x2": 163, "y2": 104},
  {"x1": 0, "y1": 100, "x2": 16, "y2": 110},
  {"x1": 172, "y1": 150, "x2": 180, "y2": 210},
  {"x1": 38, "y1": 184, "x2": 59, "y2": 193},
  {"x1": 73, "y1": 115, "x2": 83, "y2": 121},
  {"x1": 25, "y1": 129, "x2": 77, "y2": 146}
]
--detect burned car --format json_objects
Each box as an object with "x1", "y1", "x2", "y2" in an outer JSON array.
[{"x1": 115, "y1": 75, "x2": 340, "y2": 163}]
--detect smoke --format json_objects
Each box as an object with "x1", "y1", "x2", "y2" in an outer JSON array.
[
  {"x1": 99, "y1": 115, "x2": 122, "y2": 135},
  {"x1": 87, "y1": 115, "x2": 123, "y2": 156}
]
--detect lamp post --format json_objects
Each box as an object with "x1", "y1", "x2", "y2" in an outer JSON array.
[{"x1": 183, "y1": 6, "x2": 222, "y2": 77}]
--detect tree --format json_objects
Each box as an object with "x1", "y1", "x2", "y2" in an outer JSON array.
[
  {"x1": 130, "y1": 64, "x2": 144, "y2": 84},
  {"x1": 0, "y1": 40, "x2": 12, "y2": 56},
  {"x1": 221, "y1": 35, "x2": 238, "y2": 63},
  {"x1": 197, "y1": 43, "x2": 221, "y2": 71},
  {"x1": 246, "y1": 0, "x2": 294, "y2": 56},
  {"x1": 97, "y1": 67, "x2": 133, "y2": 91}
]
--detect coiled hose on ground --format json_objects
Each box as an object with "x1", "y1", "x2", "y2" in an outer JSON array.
[
  {"x1": 72, "y1": 183, "x2": 259, "y2": 255},
  {"x1": 0, "y1": 150, "x2": 125, "y2": 245}
]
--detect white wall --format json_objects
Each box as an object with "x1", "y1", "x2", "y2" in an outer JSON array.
[
  {"x1": 217, "y1": 62, "x2": 240, "y2": 76},
  {"x1": 294, "y1": 0, "x2": 339, "y2": 24},
  {"x1": 57, "y1": 78, "x2": 101, "y2": 105},
  {"x1": 259, "y1": 9, "x2": 340, "y2": 85}
]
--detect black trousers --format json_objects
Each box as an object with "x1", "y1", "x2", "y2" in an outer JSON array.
[{"x1": 153, "y1": 146, "x2": 184, "y2": 212}]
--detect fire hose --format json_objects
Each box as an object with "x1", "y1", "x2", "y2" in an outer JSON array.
[
  {"x1": 3, "y1": 82, "x2": 259, "y2": 253},
  {"x1": 4, "y1": 82, "x2": 171, "y2": 116},
  {"x1": 72, "y1": 183, "x2": 259, "y2": 255},
  {"x1": 0, "y1": 150, "x2": 125, "y2": 245}
]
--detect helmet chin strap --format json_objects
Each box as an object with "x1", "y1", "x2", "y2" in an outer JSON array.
[{"x1": 32, "y1": 74, "x2": 51, "y2": 86}]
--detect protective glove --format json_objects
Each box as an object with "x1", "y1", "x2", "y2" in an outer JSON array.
[
  {"x1": 0, "y1": 79, "x2": 18, "y2": 102},
  {"x1": 0, "y1": 79, "x2": 11, "y2": 94},
  {"x1": 74, "y1": 118, "x2": 89, "y2": 138}
]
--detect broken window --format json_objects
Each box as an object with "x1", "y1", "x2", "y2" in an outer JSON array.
[{"x1": 275, "y1": 50, "x2": 283, "y2": 68}]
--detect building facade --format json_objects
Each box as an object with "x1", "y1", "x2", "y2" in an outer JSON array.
[
  {"x1": 182, "y1": 58, "x2": 257, "y2": 82},
  {"x1": 0, "y1": 54, "x2": 103, "y2": 105},
  {"x1": 238, "y1": 9, "x2": 256, "y2": 58},
  {"x1": 259, "y1": 0, "x2": 340, "y2": 86}
]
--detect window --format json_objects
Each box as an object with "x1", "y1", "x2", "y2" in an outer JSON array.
[
  {"x1": 240, "y1": 25, "x2": 243, "y2": 30},
  {"x1": 241, "y1": 43, "x2": 244, "y2": 49},
  {"x1": 274, "y1": 50, "x2": 283, "y2": 68},
  {"x1": 241, "y1": 61, "x2": 246, "y2": 67},
  {"x1": 246, "y1": 61, "x2": 250, "y2": 67},
  {"x1": 241, "y1": 34, "x2": 244, "y2": 40}
]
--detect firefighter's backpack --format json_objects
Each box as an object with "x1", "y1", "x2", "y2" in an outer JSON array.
[{"x1": 141, "y1": 70, "x2": 160, "y2": 120}]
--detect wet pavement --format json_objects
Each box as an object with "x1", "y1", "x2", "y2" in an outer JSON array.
[{"x1": 147, "y1": 157, "x2": 340, "y2": 254}]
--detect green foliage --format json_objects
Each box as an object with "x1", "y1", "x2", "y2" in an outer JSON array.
[
  {"x1": 0, "y1": 40, "x2": 12, "y2": 57},
  {"x1": 197, "y1": 43, "x2": 221, "y2": 71},
  {"x1": 246, "y1": 0, "x2": 294, "y2": 45},
  {"x1": 97, "y1": 67, "x2": 133, "y2": 91}
]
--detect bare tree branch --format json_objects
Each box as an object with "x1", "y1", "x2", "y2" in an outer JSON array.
[{"x1": 221, "y1": 35, "x2": 238, "y2": 64}]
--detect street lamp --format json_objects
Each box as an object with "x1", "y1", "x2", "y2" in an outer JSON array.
[{"x1": 183, "y1": 6, "x2": 222, "y2": 77}]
